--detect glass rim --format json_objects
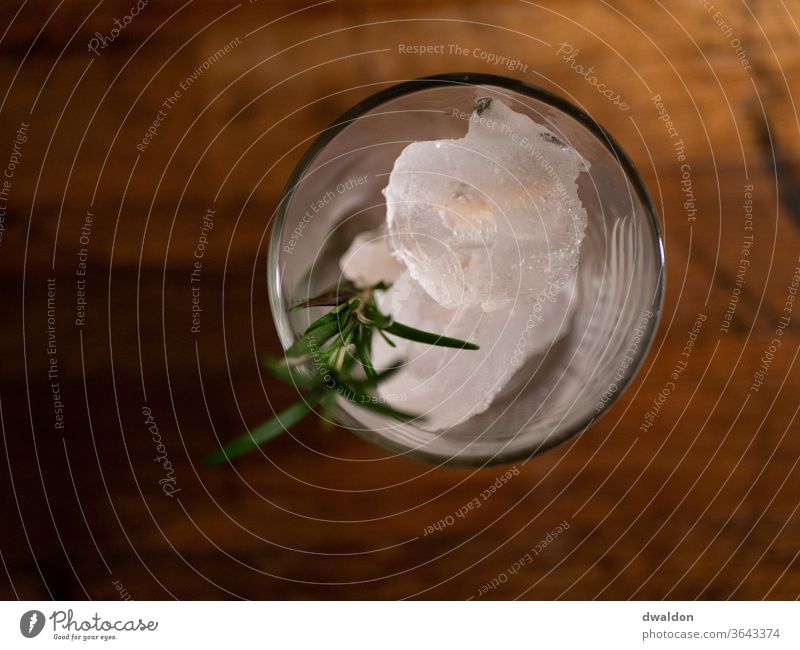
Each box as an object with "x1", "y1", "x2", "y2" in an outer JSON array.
[{"x1": 267, "y1": 72, "x2": 666, "y2": 467}]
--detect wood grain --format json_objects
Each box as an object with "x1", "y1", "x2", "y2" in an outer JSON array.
[{"x1": 1, "y1": 0, "x2": 800, "y2": 600}]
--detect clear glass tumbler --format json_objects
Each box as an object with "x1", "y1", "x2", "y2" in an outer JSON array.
[{"x1": 268, "y1": 72, "x2": 665, "y2": 466}]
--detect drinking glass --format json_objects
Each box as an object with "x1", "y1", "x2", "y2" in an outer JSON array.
[{"x1": 268, "y1": 72, "x2": 665, "y2": 466}]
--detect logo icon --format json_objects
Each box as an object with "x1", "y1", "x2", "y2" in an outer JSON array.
[{"x1": 20, "y1": 610, "x2": 45, "y2": 638}]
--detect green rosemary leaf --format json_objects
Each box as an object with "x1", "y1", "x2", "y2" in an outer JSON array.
[
  {"x1": 298, "y1": 302, "x2": 352, "y2": 341},
  {"x1": 356, "y1": 324, "x2": 377, "y2": 380},
  {"x1": 317, "y1": 342, "x2": 340, "y2": 368},
  {"x1": 377, "y1": 328, "x2": 396, "y2": 348},
  {"x1": 333, "y1": 344, "x2": 349, "y2": 371},
  {"x1": 335, "y1": 380, "x2": 419, "y2": 422},
  {"x1": 206, "y1": 278, "x2": 477, "y2": 464},
  {"x1": 319, "y1": 391, "x2": 337, "y2": 431},
  {"x1": 384, "y1": 320, "x2": 480, "y2": 350},
  {"x1": 203, "y1": 390, "x2": 324, "y2": 465},
  {"x1": 308, "y1": 305, "x2": 350, "y2": 332},
  {"x1": 288, "y1": 283, "x2": 358, "y2": 311},
  {"x1": 338, "y1": 314, "x2": 359, "y2": 345},
  {"x1": 350, "y1": 362, "x2": 402, "y2": 389},
  {"x1": 362, "y1": 303, "x2": 392, "y2": 329},
  {"x1": 262, "y1": 357, "x2": 316, "y2": 390},
  {"x1": 305, "y1": 310, "x2": 338, "y2": 330},
  {"x1": 285, "y1": 316, "x2": 343, "y2": 357}
]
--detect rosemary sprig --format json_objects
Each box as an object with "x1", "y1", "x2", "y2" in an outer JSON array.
[{"x1": 203, "y1": 280, "x2": 479, "y2": 465}]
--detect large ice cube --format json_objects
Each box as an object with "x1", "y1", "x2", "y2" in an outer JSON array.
[
  {"x1": 371, "y1": 270, "x2": 578, "y2": 430},
  {"x1": 384, "y1": 97, "x2": 587, "y2": 312},
  {"x1": 339, "y1": 98, "x2": 588, "y2": 430}
]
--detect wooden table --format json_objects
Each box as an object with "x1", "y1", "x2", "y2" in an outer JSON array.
[{"x1": 1, "y1": 0, "x2": 800, "y2": 599}]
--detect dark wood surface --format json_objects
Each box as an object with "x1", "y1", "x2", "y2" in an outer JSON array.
[{"x1": 2, "y1": 0, "x2": 800, "y2": 599}]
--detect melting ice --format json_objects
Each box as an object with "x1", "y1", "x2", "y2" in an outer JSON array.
[{"x1": 339, "y1": 97, "x2": 588, "y2": 430}]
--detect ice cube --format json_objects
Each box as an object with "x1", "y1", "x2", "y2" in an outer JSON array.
[
  {"x1": 371, "y1": 271, "x2": 578, "y2": 430},
  {"x1": 384, "y1": 97, "x2": 587, "y2": 312},
  {"x1": 340, "y1": 98, "x2": 588, "y2": 431}
]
